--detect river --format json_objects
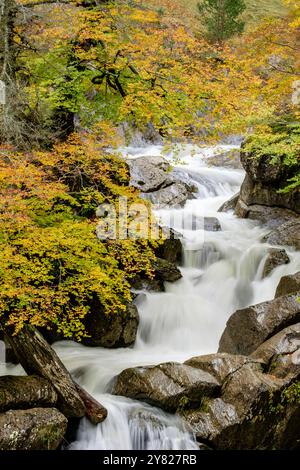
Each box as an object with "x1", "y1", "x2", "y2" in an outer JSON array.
[{"x1": 2, "y1": 144, "x2": 300, "y2": 450}]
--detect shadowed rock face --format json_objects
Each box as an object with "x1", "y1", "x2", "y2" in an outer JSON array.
[
  {"x1": 112, "y1": 362, "x2": 220, "y2": 412},
  {"x1": 0, "y1": 408, "x2": 67, "y2": 450},
  {"x1": 218, "y1": 294, "x2": 300, "y2": 356},
  {"x1": 275, "y1": 271, "x2": 300, "y2": 298}
]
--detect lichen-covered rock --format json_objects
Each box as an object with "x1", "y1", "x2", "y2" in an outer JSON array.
[
  {"x1": 218, "y1": 294, "x2": 300, "y2": 355},
  {"x1": 262, "y1": 248, "x2": 290, "y2": 278},
  {"x1": 82, "y1": 303, "x2": 139, "y2": 348},
  {"x1": 0, "y1": 376, "x2": 57, "y2": 412},
  {"x1": 184, "y1": 353, "x2": 261, "y2": 382},
  {"x1": 113, "y1": 362, "x2": 220, "y2": 412},
  {"x1": 0, "y1": 408, "x2": 67, "y2": 450},
  {"x1": 275, "y1": 271, "x2": 300, "y2": 298}
]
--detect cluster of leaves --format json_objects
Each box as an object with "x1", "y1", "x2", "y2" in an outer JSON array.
[{"x1": 0, "y1": 132, "x2": 158, "y2": 339}]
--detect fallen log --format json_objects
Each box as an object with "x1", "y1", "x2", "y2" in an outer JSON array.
[
  {"x1": 75, "y1": 383, "x2": 107, "y2": 424},
  {"x1": 3, "y1": 324, "x2": 86, "y2": 418},
  {"x1": 3, "y1": 324, "x2": 108, "y2": 425}
]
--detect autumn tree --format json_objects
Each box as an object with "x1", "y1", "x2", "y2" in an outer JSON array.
[{"x1": 197, "y1": 0, "x2": 246, "y2": 43}]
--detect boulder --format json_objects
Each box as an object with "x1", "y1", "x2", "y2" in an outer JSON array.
[
  {"x1": 262, "y1": 248, "x2": 290, "y2": 278},
  {"x1": 143, "y1": 182, "x2": 194, "y2": 208},
  {"x1": 275, "y1": 271, "x2": 300, "y2": 298},
  {"x1": 129, "y1": 156, "x2": 170, "y2": 193},
  {"x1": 184, "y1": 361, "x2": 300, "y2": 450},
  {"x1": 112, "y1": 362, "x2": 220, "y2": 412},
  {"x1": 185, "y1": 353, "x2": 261, "y2": 383},
  {"x1": 234, "y1": 144, "x2": 300, "y2": 226},
  {"x1": 235, "y1": 201, "x2": 299, "y2": 229},
  {"x1": 203, "y1": 217, "x2": 222, "y2": 232},
  {"x1": 0, "y1": 376, "x2": 57, "y2": 412},
  {"x1": 0, "y1": 408, "x2": 67, "y2": 450},
  {"x1": 207, "y1": 148, "x2": 242, "y2": 169},
  {"x1": 262, "y1": 220, "x2": 300, "y2": 250},
  {"x1": 218, "y1": 193, "x2": 239, "y2": 213},
  {"x1": 218, "y1": 293, "x2": 300, "y2": 355},
  {"x1": 129, "y1": 156, "x2": 197, "y2": 207},
  {"x1": 251, "y1": 323, "x2": 300, "y2": 379},
  {"x1": 156, "y1": 229, "x2": 182, "y2": 264},
  {"x1": 82, "y1": 303, "x2": 139, "y2": 348},
  {"x1": 152, "y1": 258, "x2": 182, "y2": 283}
]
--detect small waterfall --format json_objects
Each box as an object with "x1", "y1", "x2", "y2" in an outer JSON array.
[{"x1": 2, "y1": 143, "x2": 300, "y2": 450}]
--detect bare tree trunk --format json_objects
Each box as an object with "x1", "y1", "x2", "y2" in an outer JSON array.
[{"x1": 75, "y1": 384, "x2": 108, "y2": 424}]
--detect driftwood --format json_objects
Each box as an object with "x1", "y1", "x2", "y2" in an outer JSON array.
[
  {"x1": 3, "y1": 325, "x2": 86, "y2": 418},
  {"x1": 3, "y1": 324, "x2": 108, "y2": 424}
]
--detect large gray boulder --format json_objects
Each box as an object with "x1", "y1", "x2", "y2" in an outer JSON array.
[
  {"x1": 0, "y1": 376, "x2": 57, "y2": 412},
  {"x1": 218, "y1": 294, "x2": 300, "y2": 355},
  {"x1": 275, "y1": 271, "x2": 300, "y2": 298},
  {"x1": 112, "y1": 362, "x2": 220, "y2": 412},
  {"x1": 129, "y1": 156, "x2": 197, "y2": 207},
  {"x1": 262, "y1": 248, "x2": 290, "y2": 278},
  {"x1": 262, "y1": 220, "x2": 300, "y2": 250},
  {"x1": 0, "y1": 408, "x2": 67, "y2": 450}
]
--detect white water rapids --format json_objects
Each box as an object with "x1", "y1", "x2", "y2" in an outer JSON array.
[{"x1": 1, "y1": 144, "x2": 300, "y2": 450}]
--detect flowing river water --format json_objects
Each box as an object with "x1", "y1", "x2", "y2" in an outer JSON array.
[{"x1": 2, "y1": 144, "x2": 300, "y2": 449}]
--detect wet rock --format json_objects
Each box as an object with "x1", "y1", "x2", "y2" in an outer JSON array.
[
  {"x1": 129, "y1": 156, "x2": 197, "y2": 207},
  {"x1": 251, "y1": 323, "x2": 300, "y2": 380},
  {"x1": 144, "y1": 182, "x2": 195, "y2": 208},
  {"x1": 262, "y1": 248, "x2": 290, "y2": 278},
  {"x1": 156, "y1": 229, "x2": 182, "y2": 264},
  {"x1": 218, "y1": 193, "x2": 239, "y2": 213},
  {"x1": 129, "y1": 156, "x2": 171, "y2": 193},
  {"x1": 184, "y1": 353, "x2": 261, "y2": 382},
  {"x1": 184, "y1": 361, "x2": 300, "y2": 449},
  {"x1": 262, "y1": 220, "x2": 300, "y2": 250},
  {"x1": 0, "y1": 408, "x2": 67, "y2": 450},
  {"x1": 82, "y1": 303, "x2": 139, "y2": 348},
  {"x1": 130, "y1": 275, "x2": 164, "y2": 293},
  {"x1": 203, "y1": 217, "x2": 222, "y2": 232},
  {"x1": 235, "y1": 201, "x2": 299, "y2": 229},
  {"x1": 275, "y1": 271, "x2": 300, "y2": 298},
  {"x1": 0, "y1": 376, "x2": 57, "y2": 412},
  {"x1": 152, "y1": 258, "x2": 182, "y2": 283},
  {"x1": 218, "y1": 294, "x2": 300, "y2": 355},
  {"x1": 113, "y1": 362, "x2": 220, "y2": 412}
]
